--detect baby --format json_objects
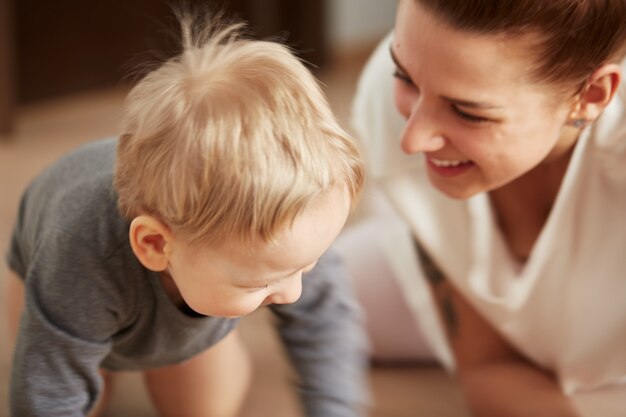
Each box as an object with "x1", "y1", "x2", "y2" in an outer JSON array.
[{"x1": 5, "y1": 15, "x2": 368, "y2": 417}]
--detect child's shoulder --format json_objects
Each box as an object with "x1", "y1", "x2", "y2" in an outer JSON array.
[
  {"x1": 44, "y1": 137, "x2": 118, "y2": 182},
  {"x1": 26, "y1": 137, "x2": 116, "y2": 206},
  {"x1": 17, "y1": 137, "x2": 128, "y2": 253}
]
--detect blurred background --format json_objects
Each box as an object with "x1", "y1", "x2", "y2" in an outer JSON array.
[
  {"x1": 0, "y1": 0, "x2": 469, "y2": 416},
  {"x1": 0, "y1": 0, "x2": 397, "y2": 119}
]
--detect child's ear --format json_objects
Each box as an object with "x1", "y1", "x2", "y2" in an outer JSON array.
[
  {"x1": 129, "y1": 215, "x2": 173, "y2": 272},
  {"x1": 571, "y1": 63, "x2": 622, "y2": 123}
]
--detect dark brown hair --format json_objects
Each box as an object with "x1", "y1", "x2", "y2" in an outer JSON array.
[{"x1": 415, "y1": 0, "x2": 626, "y2": 93}]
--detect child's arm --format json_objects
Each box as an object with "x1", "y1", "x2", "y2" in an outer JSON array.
[
  {"x1": 269, "y1": 248, "x2": 370, "y2": 417},
  {"x1": 11, "y1": 300, "x2": 112, "y2": 417},
  {"x1": 9, "y1": 231, "x2": 119, "y2": 417}
]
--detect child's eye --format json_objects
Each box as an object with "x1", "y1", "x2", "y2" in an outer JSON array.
[
  {"x1": 451, "y1": 105, "x2": 490, "y2": 123},
  {"x1": 252, "y1": 280, "x2": 279, "y2": 290},
  {"x1": 393, "y1": 69, "x2": 413, "y2": 86}
]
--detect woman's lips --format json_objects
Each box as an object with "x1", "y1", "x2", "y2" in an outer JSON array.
[{"x1": 426, "y1": 156, "x2": 475, "y2": 177}]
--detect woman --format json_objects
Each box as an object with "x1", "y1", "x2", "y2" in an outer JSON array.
[{"x1": 340, "y1": 0, "x2": 626, "y2": 415}]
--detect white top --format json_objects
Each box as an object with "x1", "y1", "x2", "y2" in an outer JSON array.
[{"x1": 352, "y1": 33, "x2": 626, "y2": 399}]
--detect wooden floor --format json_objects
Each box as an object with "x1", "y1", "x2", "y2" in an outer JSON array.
[{"x1": 0, "y1": 56, "x2": 471, "y2": 417}]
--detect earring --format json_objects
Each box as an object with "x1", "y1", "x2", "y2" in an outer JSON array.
[{"x1": 567, "y1": 118, "x2": 589, "y2": 128}]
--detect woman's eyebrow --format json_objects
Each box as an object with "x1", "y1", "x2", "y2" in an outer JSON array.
[{"x1": 441, "y1": 96, "x2": 502, "y2": 110}]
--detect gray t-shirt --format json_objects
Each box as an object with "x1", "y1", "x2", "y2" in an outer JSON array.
[{"x1": 7, "y1": 138, "x2": 369, "y2": 417}]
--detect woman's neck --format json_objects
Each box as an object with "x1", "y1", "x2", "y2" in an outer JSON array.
[{"x1": 488, "y1": 132, "x2": 579, "y2": 263}]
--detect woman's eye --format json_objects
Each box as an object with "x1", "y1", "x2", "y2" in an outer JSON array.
[
  {"x1": 393, "y1": 69, "x2": 413, "y2": 86},
  {"x1": 451, "y1": 105, "x2": 489, "y2": 123}
]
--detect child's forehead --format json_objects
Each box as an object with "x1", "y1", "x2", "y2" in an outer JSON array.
[{"x1": 180, "y1": 184, "x2": 350, "y2": 266}]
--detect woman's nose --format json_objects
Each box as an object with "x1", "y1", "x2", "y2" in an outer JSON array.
[{"x1": 400, "y1": 103, "x2": 446, "y2": 154}]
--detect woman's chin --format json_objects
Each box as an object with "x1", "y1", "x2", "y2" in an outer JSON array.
[{"x1": 430, "y1": 180, "x2": 482, "y2": 200}]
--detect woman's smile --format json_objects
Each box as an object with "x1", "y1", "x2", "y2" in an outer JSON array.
[{"x1": 426, "y1": 155, "x2": 475, "y2": 177}]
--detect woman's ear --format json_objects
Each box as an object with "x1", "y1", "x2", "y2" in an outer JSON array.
[
  {"x1": 571, "y1": 63, "x2": 622, "y2": 123},
  {"x1": 129, "y1": 215, "x2": 173, "y2": 272}
]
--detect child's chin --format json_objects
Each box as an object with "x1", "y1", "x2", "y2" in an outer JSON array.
[
  {"x1": 207, "y1": 304, "x2": 265, "y2": 318},
  {"x1": 215, "y1": 309, "x2": 252, "y2": 319}
]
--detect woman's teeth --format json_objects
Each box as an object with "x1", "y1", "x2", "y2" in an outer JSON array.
[{"x1": 430, "y1": 157, "x2": 471, "y2": 167}]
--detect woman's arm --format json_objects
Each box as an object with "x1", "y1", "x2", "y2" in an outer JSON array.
[{"x1": 415, "y1": 242, "x2": 581, "y2": 417}]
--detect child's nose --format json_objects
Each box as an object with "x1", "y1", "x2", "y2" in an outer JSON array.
[{"x1": 266, "y1": 277, "x2": 303, "y2": 305}]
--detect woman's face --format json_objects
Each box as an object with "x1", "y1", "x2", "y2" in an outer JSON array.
[{"x1": 392, "y1": 0, "x2": 579, "y2": 199}]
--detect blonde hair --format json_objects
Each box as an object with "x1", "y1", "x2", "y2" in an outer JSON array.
[{"x1": 114, "y1": 16, "x2": 364, "y2": 244}]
